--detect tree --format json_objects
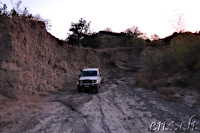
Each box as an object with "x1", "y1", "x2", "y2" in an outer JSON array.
[
  {"x1": 175, "y1": 13, "x2": 186, "y2": 33},
  {"x1": 151, "y1": 34, "x2": 159, "y2": 41},
  {"x1": 21, "y1": 7, "x2": 33, "y2": 18},
  {"x1": 126, "y1": 36, "x2": 146, "y2": 47},
  {"x1": 104, "y1": 27, "x2": 112, "y2": 32},
  {"x1": 0, "y1": 3, "x2": 9, "y2": 17},
  {"x1": 14, "y1": 0, "x2": 22, "y2": 14},
  {"x1": 67, "y1": 18, "x2": 91, "y2": 46},
  {"x1": 168, "y1": 11, "x2": 186, "y2": 33},
  {"x1": 10, "y1": 8, "x2": 18, "y2": 17},
  {"x1": 32, "y1": 14, "x2": 52, "y2": 31},
  {"x1": 170, "y1": 33, "x2": 200, "y2": 69},
  {"x1": 125, "y1": 26, "x2": 143, "y2": 37}
]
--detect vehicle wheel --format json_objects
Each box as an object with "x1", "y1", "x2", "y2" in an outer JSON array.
[
  {"x1": 78, "y1": 87, "x2": 82, "y2": 93},
  {"x1": 95, "y1": 86, "x2": 99, "y2": 93}
]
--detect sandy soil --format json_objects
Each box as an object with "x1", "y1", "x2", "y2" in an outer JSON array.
[{"x1": 0, "y1": 77, "x2": 200, "y2": 133}]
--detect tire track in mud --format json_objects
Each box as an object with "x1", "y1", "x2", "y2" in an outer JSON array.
[
  {"x1": 79, "y1": 83, "x2": 133, "y2": 133},
  {"x1": 79, "y1": 81, "x2": 200, "y2": 133},
  {"x1": 1, "y1": 79, "x2": 200, "y2": 133},
  {"x1": 97, "y1": 95, "x2": 112, "y2": 133},
  {"x1": 104, "y1": 83, "x2": 148, "y2": 133},
  {"x1": 116, "y1": 83, "x2": 200, "y2": 133}
]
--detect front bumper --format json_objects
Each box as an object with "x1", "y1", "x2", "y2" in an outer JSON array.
[{"x1": 77, "y1": 83, "x2": 98, "y2": 88}]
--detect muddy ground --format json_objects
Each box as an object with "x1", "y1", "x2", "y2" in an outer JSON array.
[{"x1": 0, "y1": 76, "x2": 200, "y2": 133}]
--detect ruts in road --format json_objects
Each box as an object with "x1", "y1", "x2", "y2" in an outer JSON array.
[{"x1": 0, "y1": 78, "x2": 200, "y2": 133}]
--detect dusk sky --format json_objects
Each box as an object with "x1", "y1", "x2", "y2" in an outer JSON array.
[{"x1": 1, "y1": 0, "x2": 200, "y2": 39}]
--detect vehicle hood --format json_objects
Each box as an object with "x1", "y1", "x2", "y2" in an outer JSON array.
[{"x1": 79, "y1": 76, "x2": 99, "y2": 80}]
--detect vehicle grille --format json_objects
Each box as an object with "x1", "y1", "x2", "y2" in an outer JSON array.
[{"x1": 83, "y1": 80, "x2": 93, "y2": 83}]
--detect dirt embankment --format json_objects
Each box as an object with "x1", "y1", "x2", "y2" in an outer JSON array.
[{"x1": 0, "y1": 17, "x2": 143, "y2": 99}]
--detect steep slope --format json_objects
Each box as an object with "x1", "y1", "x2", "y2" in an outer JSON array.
[{"x1": 0, "y1": 17, "x2": 143, "y2": 99}]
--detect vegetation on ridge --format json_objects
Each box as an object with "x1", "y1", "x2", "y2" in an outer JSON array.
[
  {"x1": 137, "y1": 32, "x2": 200, "y2": 90},
  {"x1": 0, "y1": 0, "x2": 51, "y2": 30},
  {"x1": 66, "y1": 18, "x2": 146, "y2": 48}
]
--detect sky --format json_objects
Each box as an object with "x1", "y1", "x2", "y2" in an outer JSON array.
[{"x1": 1, "y1": 0, "x2": 200, "y2": 40}]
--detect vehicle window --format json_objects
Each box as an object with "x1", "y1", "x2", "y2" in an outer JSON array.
[{"x1": 81, "y1": 71, "x2": 97, "y2": 76}]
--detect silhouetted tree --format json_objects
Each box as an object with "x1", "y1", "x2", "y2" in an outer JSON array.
[
  {"x1": 67, "y1": 18, "x2": 91, "y2": 46},
  {"x1": 10, "y1": 8, "x2": 19, "y2": 17},
  {"x1": 32, "y1": 14, "x2": 52, "y2": 31},
  {"x1": 21, "y1": 7, "x2": 32, "y2": 18},
  {"x1": 175, "y1": 14, "x2": 186, "y2": 33},
  {"x1": 0, "y1": 3, "x2": 9, "y2": 17},
  {"x1": 14, "y1": 0, "x2": 22, "y2": 13},
  {"x1": 151, "y1": 34, "x2": 159, "y2": 41},
  {"x1": 104, "y1": 27, "x2": 112, "y2": 32},
  {"x1": 0, "y1": 1, "x2": 51, "y2": 31},
  {"x1": 125, "y1": 26, "x2": 143, "y2": 37},
  {"x1": 168, "y1": 11, "x2": 186, "y2": 33}
]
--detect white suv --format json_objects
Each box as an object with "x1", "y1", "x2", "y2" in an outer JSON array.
[{"x1": 77, "y1": 68, "x2": 102, "y2": 93}]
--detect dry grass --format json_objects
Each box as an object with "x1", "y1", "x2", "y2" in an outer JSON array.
[
  {"x1": 165, "y1": 95, "x2": 180, "y2": 102},
  {"x1": 136, "y1": 72, "x2": 157, "y2": 89},
  {"x1": 157, "y1": 94, "x2": 180, "y2": 102},
  {"x1": 156, "y1": 87, "x2": 181, "y2": 102},
  {"x1": 157, "y1": 87, "x2": 176, "y2": 96},
  {"x1": 136, "y1": 71, "x2": 169, "y2": 89}
]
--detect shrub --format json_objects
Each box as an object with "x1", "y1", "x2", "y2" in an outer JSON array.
[
  {"x1": 166, "y1": 95, "x2": 180, "y2": 102},
  {"x1": 0, "y1": 3, "x2": 9, "y2": 17},
  {"x1": 136, "y1": 71, "x2": 169, "y2": 89},
  {"x1": 157, "y1": 87, "x2": 176, "y2": 95},
  {"x1": 81, "y1": 35, "x2": 101, "y2": 48},
  {"x1": 170, "y1": 33, "x2": 200, "y2": 70},
  {"x1": 0, "y1": 2, "x2": 51, "y2": 31},
  {"x1": 126, "y1": 36, "x2": 146, "y2": 47},
  {"x1": 168, "y1": 74, "x2": 189, "y2": 87},
  {"x1": 142, "y1": 48, "x2": 176, "y2": 71},
  {"x1": 147, "y1": 40, "x2": 166, "y2": 47},
  {"x1": 137, "y1": 32, "x2": 200, "y2": 89}
]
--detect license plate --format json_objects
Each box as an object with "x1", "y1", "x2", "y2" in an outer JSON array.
[{"x1": 85, "y1": 86, "x2": 89, "y2": 87}]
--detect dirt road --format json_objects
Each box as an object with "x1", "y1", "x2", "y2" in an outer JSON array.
[{"x1": 0, "y1": 77, "x2": 200, "y2": 133}]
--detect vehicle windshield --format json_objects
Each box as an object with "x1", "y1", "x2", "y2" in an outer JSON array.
[{"x1": 81, "y1": 70, "x2": 97, "y2": 76}]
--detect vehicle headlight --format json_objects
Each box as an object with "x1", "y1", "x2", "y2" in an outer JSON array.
[{"x1": 92, "y1": 80, "x2": 97, "y2": 83}]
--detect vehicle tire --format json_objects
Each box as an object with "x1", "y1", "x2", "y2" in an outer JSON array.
[
  {"x1": 95, "y1": 86, "x2": 99, "y2": 93},
  {"x1": 78, "y1": 87, "x2": 82, "y2": 93}
]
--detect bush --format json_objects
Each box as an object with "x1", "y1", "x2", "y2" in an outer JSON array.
[
  {"x1": 157, "y1": 87, "x2": 176, "y2": 95},
  {"x1": 0, "y1": 3, "x2": 9, "y2": 17},
  {"x1": 137, "y1": 32, "x2": 200, "y2": 89},
  {"x1": 0, "y1": 2, "x2": 51, "y2": 31},
  {"x1": 81, "y1": 34, "x2": 101, "y2": 48},
  {"x1": 126, "y1": 37, "x2": 146, "y2": 47},
  {"x1": 136, "y1": 71, "x2": 169, "y2": 89},
  {"x1": 142, "y1": 48, "x2": 176, "y2": 71},
  {"x1": 147, "y1": 40, "x2": 166, "y2": 47},
  {"x1": 170, "y1": 33, "x2": 200, "y2": 70},
  {"x1": 142, "y1": 33, "x2": 200, "y2": 72}
]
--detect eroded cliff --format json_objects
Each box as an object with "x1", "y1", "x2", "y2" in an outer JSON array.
[{"x1": 0, "y1": 17, "x2": 142, "y2": 99}]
